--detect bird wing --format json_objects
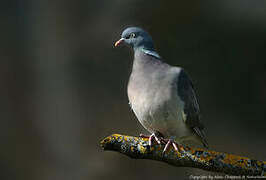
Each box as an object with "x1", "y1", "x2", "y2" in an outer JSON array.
[{"x1": 177, "y1": 69, "x2": 208, "y2": 148}]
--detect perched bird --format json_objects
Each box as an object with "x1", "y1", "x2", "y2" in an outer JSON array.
[{"x1": 115, "y1": 27, "x2": 208, "y2": 151}]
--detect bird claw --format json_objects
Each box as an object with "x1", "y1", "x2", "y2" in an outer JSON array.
[
  {"x1": 140, "y1": 133, "x2": 180, "y2": 153},
  {"x1": 163, "y1": 139, "x2": 179, "y2": 153},
  {"x1": 139, "y1": 133, "x2": 163, "y2": 146},
  {"x1": 149, "y1": 133, "x2": 162, "y2": 145},
  {"x1": 139, "y1": 134, "x2": 150, "y2": 138}
]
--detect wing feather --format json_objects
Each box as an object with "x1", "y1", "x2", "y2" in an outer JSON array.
[{"x1": 177, "y1": 69, "x2": 208, "y2": 148}]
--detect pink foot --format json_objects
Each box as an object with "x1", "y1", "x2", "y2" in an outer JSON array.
[
  {"x1": 139, "y1": 133, "x2": 163, "y2": 146},
  {"x1": 163, "y1": 139, "x2": 179, "y2": 153},
  {"x1": 139, "y1": 134, "x2": 150, "y2": 138}
]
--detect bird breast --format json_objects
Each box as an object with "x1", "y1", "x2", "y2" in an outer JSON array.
[{"x1": 127, "y1": 67, "x2": 188, "y2": 137}]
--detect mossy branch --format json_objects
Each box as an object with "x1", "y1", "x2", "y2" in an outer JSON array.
[{"x1": 100, "y1": 134, "x2": 266, "y2": 176}]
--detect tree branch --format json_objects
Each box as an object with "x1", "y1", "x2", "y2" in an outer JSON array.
[{"x1": 100, "y1": 134, "x2": 265, "y2": 176}]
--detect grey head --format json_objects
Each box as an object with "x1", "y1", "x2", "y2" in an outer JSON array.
[{"x1": 115, "y1": 27, "x2": 160, "y2": 58}]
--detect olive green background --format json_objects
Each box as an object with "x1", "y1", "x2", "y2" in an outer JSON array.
[{"x1": 1, "y1": 1, "x2": 266, "y2": 179}]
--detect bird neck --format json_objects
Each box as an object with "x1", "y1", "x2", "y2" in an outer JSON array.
[{"x1": 134, "y1": 46, "x2": 161, "y2": 59}]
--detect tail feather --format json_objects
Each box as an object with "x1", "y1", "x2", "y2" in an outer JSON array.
[{"x1": 193, "y1": 127, "x2": 209, "y2": 148}]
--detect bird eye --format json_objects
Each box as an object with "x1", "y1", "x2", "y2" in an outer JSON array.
[{"x1": 130, "y1": 33, "x2": 136, "y2": 38}]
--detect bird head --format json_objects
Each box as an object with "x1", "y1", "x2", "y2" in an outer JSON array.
[{"x1": 115, "y1": 27, "x2": 155, "y2": 51}]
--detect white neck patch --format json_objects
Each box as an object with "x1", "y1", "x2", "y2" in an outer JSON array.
[{"x1": 142, "y1": 49, "x2": 161, "y2": 59}]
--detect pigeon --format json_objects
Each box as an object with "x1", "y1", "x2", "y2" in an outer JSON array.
[{"x1": 115, "y1": 27, "x2": 208, "y2": 151}]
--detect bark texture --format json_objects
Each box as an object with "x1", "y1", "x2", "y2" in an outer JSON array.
[{"x1": 101, "y1": 134, "x2": 266, "y2": 176}]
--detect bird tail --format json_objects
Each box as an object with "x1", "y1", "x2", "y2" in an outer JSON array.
[{"x1": 193, "y1": 127, "x2": 209, "y2": 148}]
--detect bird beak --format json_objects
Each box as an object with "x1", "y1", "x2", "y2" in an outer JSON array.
[{"x1": 114, "y1": 38, "x2": 125, "y2": 47}]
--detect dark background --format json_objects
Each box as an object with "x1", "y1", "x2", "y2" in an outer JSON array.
[{"x1": 1, "y1": 1, "x2": 266, "y2": 179}]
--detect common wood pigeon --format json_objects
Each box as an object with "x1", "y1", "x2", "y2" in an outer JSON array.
[{"x1": 115, "y1": 27, "x2": 208, "y2": 152}]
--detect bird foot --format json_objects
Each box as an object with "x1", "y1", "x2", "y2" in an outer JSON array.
[
  {"x1": 139, "y1": 133, "x2": 180, "y2": 152},
  {"x1": 139, "y1": 133, "x2": 164, "y2": 146},
  {"x1": 139, "y1": 134, "x2": 150, "y2": 138},
  {"x1": 163, "y1": 139, "x2": 179, "y2": 153}
]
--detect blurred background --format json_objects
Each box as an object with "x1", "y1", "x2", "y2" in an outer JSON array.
[{"x1": 1, "y1": 0, "x2": 266, "y2": 179}]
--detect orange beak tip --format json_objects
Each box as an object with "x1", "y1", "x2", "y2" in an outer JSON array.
[{"x1": 114, "y1": 39, "x2": 124, "y2": 47}]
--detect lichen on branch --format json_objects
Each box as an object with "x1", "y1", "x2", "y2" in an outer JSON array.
[{"x1": 100, "y1": 134, "x2": 266, "y2": 176}]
